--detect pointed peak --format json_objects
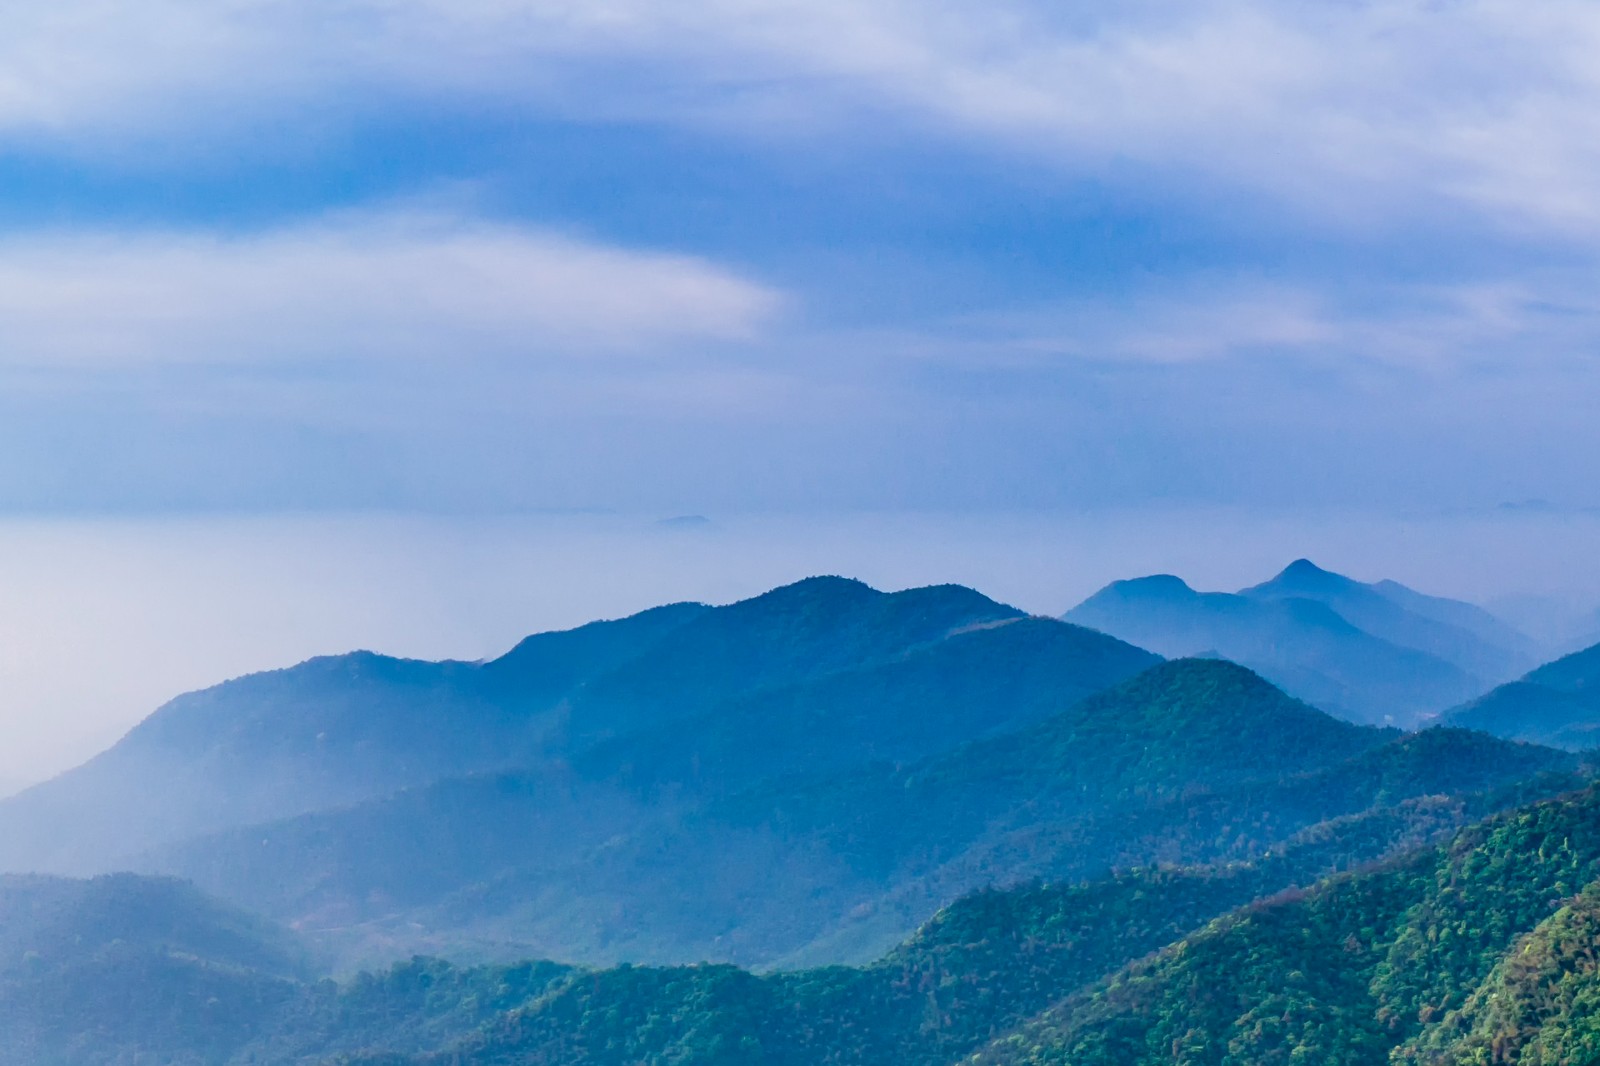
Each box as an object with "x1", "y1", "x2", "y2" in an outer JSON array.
[
  {"x1": 1279, "y1": 558, "x2": 1335, "y2": 580},
  {"x1": 1246, "y1": 558, "x2": 1359, "y2": 596}
]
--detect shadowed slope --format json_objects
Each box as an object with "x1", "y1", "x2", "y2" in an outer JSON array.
[
  {"x1": 141, "y1": 660, "x2": 1577, "y2": 971},
  {"x1": 0, "y1": 578, "x2": 1024, "y2": 874},
  {"x1": 1445, "y1": 640, "x2": 1600, "y2": 749},
  {"x1": 1066, "y1": 567, "x2": 1502, "y2": 724}
]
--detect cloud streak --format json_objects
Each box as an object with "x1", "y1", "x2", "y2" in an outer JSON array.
[
  {"x1": 0, "y1": 212, "x2": 782, "y2": 364},
  {"x1": 6, "y1": 2, "x2": 1600, "y2": 236},
  {"x1": 847, "y1": 275, "x2": 1600, "y2": 376}
]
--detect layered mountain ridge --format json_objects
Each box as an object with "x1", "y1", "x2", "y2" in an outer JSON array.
[
  {"x1": 1065, "y1": 558, "x2": 1543, "y2": 725},
  {"x1": 1, "y1": 572, "x2": 1598, "y2": 1062},
  {"x1": 12, "y1": 769, "x2": 1600, "y2": 1065}
]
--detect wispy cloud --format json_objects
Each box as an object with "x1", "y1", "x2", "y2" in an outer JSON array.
[
  {"x1": 6, "y1": 2, "x2": 1600, "y2": 236},
  {"x1": 0, "y1": 211, "x2": 782, "y2": 364},
  {"x1": 849, "y1": 276, "x2": 1600, "y2": 373}
]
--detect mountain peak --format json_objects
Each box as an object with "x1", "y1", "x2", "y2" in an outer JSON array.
[
  {"x1": 1073, "y1": 656, "x2": 1335, "y2": 732},
  {"x1": 1240, "y1": 558, "x2": 1362, "y2": 599},
  {"x1": 1105, "y1": 574, "x2": 1197, "y2": 599},
  {"x1": 1275, "y1": 558, "x2": 1346, "y2": 585},
  {"x1": 741, "y1": 575, "x2": 878, "y2": 606}
]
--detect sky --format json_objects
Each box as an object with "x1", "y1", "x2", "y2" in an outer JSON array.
[
  {"x1": 4, "y1": 1, "x2": 1600, "y2": 783},
  {"x1": 2, "y1": 0, "x2": 1600, "y2": 515}
]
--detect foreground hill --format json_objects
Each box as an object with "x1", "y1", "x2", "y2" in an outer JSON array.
[
  {"x1": 1065, "y1": 560, "x2": 1534, "y2": 724},
  {"x1": 0, "y1": 873, "x2": 577, "y2": 1066},
  {"x1": 1444, "y1": 640, "x2": 1600, "y2": 749},
  {"x1": 0, "y1": 873, "x2": 309, "y2": 1065},
  {"x1": 1401, "y1": 880, "x2": 1600, "y2": 1063},
  {"x1": 7, "y1": 760, "x2": 1594, "y2": 1066},
  {"x1": 140, "y1": 660, "x2": 1575, "y2": 969},
  {"x1": 972, "y1": 781, "x2": 1600, "y2": 1066}
]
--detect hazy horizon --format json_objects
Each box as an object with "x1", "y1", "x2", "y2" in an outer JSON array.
[
  {"x1": 7, "y1": 4, "x2": 1600, "y2": 791},
  {"x1": 2, "y1": 503, "x2": 1597, "y2": 790}
]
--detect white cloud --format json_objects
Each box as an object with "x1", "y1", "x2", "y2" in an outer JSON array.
[
  {"x1": 5, "y1": 2, "x2": 1600, "y2": 236},
  {"x1": 851, "y1": 276, "x2": 1600, "y2": 372},
  {"x1": 0, "y1": 212, "x2": 782, "y2": 364}
]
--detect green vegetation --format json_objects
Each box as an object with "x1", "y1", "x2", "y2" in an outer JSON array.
[
  {"x1": 971, "y1": 782, "x2": 1600, "y2": 1066},
  {"x1": 0, "y1": 874, "x2": 307, "y2": 1065},
  {"x1": 1400, "y1": 882, "x2": 1600, "y2": 1064},
  {"x1": 12, "y1": 767, "x2": 1600, "y2": 1065}
]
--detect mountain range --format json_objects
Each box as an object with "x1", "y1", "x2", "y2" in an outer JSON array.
[
  {"x1": 0, "y1": 573, "x2": 1580, "y2": 972},
  {"x1": 1065, "y1": 558, "x2": 1544, "y2": 725},
  {"x1": 5, "y1": 571, "x2": 1600, "y2": 1062}
]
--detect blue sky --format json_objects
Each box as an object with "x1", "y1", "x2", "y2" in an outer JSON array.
[
  {"x1": 9, "y1": 1, "x2": 1600, "y2": 782},
  {"x1": 2, "y1": 0, "x2": 1600, "y2": 515}
]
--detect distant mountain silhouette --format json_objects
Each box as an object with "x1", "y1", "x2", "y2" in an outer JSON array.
[
  {"x1": 0, "y1": 578, "x2": 1080, "y2": 876},
  {"x1": 1066, "y1": 561, "x2": 1535, "y2": 724},
  {"x1": 1443, "y1": 641, "x2": 1600, "y2": 749},
  {"x1": 1241, "y1": 559, "x2": 1538, "y2": 679}
]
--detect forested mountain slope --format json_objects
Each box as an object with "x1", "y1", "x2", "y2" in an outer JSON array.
[
  {"x1": 4, "y1": 754, "x2": 1595, "y2": 1064},
  {"x1": 143, "y1": 661, "x2": 1575, "y2": 969},
  {"x1": 1445, "y1": 640, "x2": 1600, "y2": 750},
  {"x1": 0, "y1": 874, "x2": 309, "y2": 1066},
  {"x1": 1400, "y1": 881, "x2": 1600, "y2": 1063},
  {"x1": 268, "y1": 773, "x2": 1593, "y2": 1066},
  {"x1": 971, "y1": 782, "x2": 1600, "y2": 1066}
]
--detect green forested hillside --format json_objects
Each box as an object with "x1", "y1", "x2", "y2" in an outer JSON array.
[
  {"x1": 1400, "y1": 881, "x2": 1600, "y2": 1064},
  {"x1": 13, "y1": 770, "x2": 1600, "y2": 1066},
  {"x1": 0, "y1": 874, "x2": 308, "y2": 1066},
  {"x1": 972, "y1": 782, "x2": 1600, "y2": 1066}
]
